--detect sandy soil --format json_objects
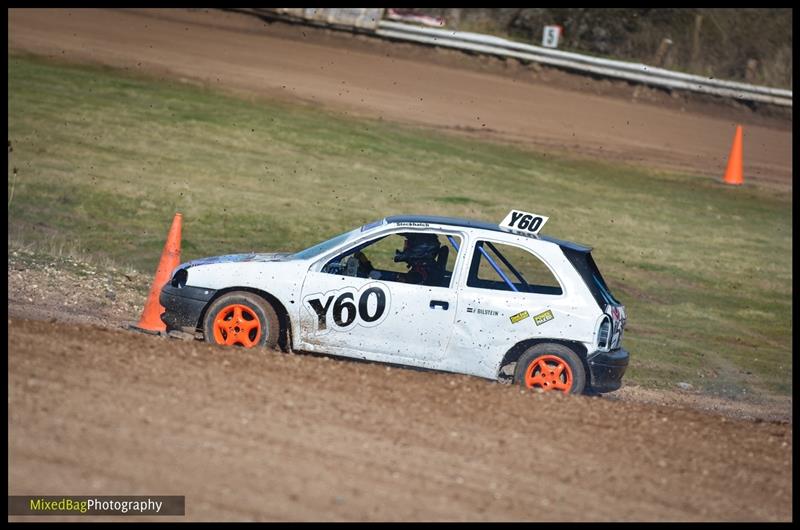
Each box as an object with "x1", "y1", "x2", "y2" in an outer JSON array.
[
  {"x1": 6, "y1": 249, "x2": 794, "y2": 522},
  {"x1": 7, "y1": 316, "x2": 793, "y2": 522},
  {"x1": 8, "y1": 8, "x2": 792, "y2": 190}
]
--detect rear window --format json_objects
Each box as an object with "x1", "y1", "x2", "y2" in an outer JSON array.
[{"x1": 467, "y1": 240, "x2": 563, "y2": 295}]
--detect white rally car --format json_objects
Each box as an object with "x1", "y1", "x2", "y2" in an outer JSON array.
[{"x1": 160, "y1": 210, "x2": 629, "y2": 394}]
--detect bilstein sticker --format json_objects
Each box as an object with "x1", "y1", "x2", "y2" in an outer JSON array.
[
  {"x1": 533, "y1": 310, "x2": 555, "y2": 326},
  {"x1": 510, "y1": 310, "x2": 529, "y2": 324},
  {"x1": 467, "y1": 307, "x2": 498, "y2": 316}
]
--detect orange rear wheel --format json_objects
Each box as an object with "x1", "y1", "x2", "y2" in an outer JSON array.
[
  {"x1": 513, "y1": 343, "x2": 586, "y2": 394},
  {"x1": 524, "y1": 354, "x2": 573, "y2": 393}
]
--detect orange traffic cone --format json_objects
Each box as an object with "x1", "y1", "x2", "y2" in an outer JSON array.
[
  {"x1": 723, "y1": 125, "x2": 744, "y2": 185},
  {"x1": 130, "y1": 213, "x2": 182, "y2": 334}
]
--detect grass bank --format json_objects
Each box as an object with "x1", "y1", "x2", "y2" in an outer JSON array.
[{"x1": 8, "y1": 54, "x2": 792, "y2": 398}]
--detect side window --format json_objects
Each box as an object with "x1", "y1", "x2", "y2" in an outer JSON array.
[
  {"x1": 467, "y1": 240, "x2": 562, "y2": 295},
  {"x1": 322, "y1": 232, "x2": 462, "y2": 288}
]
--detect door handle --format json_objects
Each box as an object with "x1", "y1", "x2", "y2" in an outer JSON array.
[{"x1": 430, "y1": 300, "x2": 449, "y2": 310}]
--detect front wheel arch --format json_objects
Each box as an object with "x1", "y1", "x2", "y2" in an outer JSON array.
[{"x1": 198, "y1": 287, "x2": 292, "y2": 351}]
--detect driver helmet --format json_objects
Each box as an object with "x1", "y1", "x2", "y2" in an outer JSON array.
[{"x1": 394, "y1": 233, "x2": 441, "y2": 264}]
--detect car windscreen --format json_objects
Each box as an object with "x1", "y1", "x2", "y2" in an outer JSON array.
[
  {"x1": 292, "y1": 228, "x2": 360, "y2": 260},
  {"x1": 561, "y1": 247, "x2": 620, "y2": 308}
]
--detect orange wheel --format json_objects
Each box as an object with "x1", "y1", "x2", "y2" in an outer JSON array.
[
  {"x1": 203, "y1": 291, "x2": 280, "y2": 349},
  {"x1": 524, "y1": 354, "x2": 573, "y2": 393},
  {"x1": 514, "y1": 344, "x2": 586, "y2": 394},
  {"x1": 212, "y1": 304, "x2": 262, "y2": 347}
]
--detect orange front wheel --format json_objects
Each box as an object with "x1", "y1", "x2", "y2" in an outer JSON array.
[
  {"x1": 203, "y1": 291, "x2": 280, "y2": 349},
  {"x1": 212, "y1": 303, "x2": 262, "y2": 347}
]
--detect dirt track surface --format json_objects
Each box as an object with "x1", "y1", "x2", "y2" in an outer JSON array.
[
  {"x1": 8, "y1": 8, "x2": 792, "y2": 190},
  {"x1": 7, "y1": 317, "x2": 793, "y2": 522},
  {"x1": 6, "y1": 253, "x2": 795, "y2": 522}
]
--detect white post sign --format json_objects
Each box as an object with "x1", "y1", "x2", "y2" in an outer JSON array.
[{"x1": 542, "y1": 25, "x2": 562, "y2": 48}]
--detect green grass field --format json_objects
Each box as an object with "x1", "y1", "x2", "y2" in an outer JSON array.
[{"x1": 8, "y1": 54, "x2": 792, "y2": 398}]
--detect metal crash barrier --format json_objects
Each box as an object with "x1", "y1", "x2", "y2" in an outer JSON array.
[{"x1": 243, "y1": 8, "x2": 791, "y2": 107}]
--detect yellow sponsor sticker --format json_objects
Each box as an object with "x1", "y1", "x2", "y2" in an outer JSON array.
[
  {"x1": 533, "y1": 310, "x2": 555, "y2": 326},
  {"x1": 509, "y1": 310, "x2": 529, "y2": 324}
]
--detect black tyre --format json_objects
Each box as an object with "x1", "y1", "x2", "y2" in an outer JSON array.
[
  {"x1": 513, "y1": 343, "x2": 586, "y2": 394},
  {"x1": 203, "y1": 291, "x2": 280, "y2": 349}
]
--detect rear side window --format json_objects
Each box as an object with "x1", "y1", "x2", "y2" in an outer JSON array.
[
  {"x1": 561, "y1": 247, "x2": 620, "y2": 308},
  {"x1": 467, "y1": 241, "x2": 563, "y2": 295}
]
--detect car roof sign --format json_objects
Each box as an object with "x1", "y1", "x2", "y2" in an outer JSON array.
[{"x1": 499, "y1": 210, "x2": 549, "y2": 236}]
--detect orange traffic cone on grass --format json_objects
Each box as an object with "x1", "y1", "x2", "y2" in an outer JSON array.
[
  {"x1": 722, "y1": 125, "x2": 744, "y2": 185},
  {"x1": 130, "y1": 213, "x2": 182, "y2": 334}
]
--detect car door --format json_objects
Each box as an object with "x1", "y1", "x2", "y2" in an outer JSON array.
[{"x1": 297, "y1": 229, "x2": 463, "y2": 366}]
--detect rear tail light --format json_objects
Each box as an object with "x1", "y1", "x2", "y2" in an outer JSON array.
[{"x1": 598, "y1": 316, "x2": 611, "y2": 350}]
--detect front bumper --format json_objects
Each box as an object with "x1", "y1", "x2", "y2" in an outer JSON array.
[
  {"x1": 586, "y1": 347, "x2": 630, "y2": 393},
  {"x1": 159, "y1": 284, "x2": 217, "y2": 332}
]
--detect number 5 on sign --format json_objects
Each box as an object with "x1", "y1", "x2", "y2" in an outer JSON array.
[{"x1": 542, "y1": 25, "x2": 562, "y2": 48}]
